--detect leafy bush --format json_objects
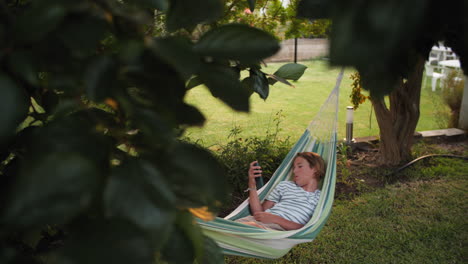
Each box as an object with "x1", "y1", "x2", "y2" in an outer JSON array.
[
  {"x1": 214, "y1": 111, "x2": 291, "y2": 215},
  {"x1": 441, "y1": 70, "x2": 465, "y2": 127}
]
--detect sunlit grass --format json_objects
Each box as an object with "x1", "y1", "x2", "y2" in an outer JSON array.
[{"x1": 183, "y1": 59, "x2": 449, "y2": 147}]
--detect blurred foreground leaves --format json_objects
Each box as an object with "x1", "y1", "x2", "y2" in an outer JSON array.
[
  {"x1": 298, "y1": 0, "x2": 468, "y2": 97},
  {"x1": 0, "y1": 0, "x2": 308, "y2": 263}
]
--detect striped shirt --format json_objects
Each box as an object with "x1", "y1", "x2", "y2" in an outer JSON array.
[{"x1": 265, "y1": 181, "x2": 321, "y2": 225}]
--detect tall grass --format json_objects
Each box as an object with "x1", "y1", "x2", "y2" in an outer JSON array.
[{"x1": 184, "y1": 59, "x2": 449, "y2": 147}]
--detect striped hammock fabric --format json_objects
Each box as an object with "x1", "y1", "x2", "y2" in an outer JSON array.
[{"x1": 197, "y1": 69, "x2": 344, "y2": 259}]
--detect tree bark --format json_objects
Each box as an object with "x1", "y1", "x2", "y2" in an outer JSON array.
[{"x1": 370, "y1": 56, "x2": 425, "y2": 166}]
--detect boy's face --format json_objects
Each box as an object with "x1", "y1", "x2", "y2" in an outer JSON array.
[{"x1": 292, "y1": 157, "x2": 317, "y2": 187}]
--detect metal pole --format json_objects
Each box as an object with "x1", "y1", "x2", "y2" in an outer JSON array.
[{"x1": 294, "y1": 38, "x2": 297, "y2": 63}]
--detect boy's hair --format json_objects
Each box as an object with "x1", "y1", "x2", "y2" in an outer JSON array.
[{"x1": 294, "y1": 152, "x2": 326, "y2": 180}]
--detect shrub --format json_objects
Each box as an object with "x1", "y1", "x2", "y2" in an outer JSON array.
[
  {"x1": 441, "y1": 70, "x2": 465, "y2": 127},
  {"x1": 214, "y1": 112, "x2": 291, "y2": 215}
]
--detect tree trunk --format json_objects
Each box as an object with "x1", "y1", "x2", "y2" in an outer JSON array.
[{"x1": 370, "y1": 56, "x2": 425, "y2": 166}]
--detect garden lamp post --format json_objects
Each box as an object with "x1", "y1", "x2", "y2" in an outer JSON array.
[{"x1": 346, "y1": 106, "x2": 354, "y2": 144}]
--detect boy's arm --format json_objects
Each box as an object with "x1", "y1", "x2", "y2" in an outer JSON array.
[
  {"x1": 247, "y1": 162, "x2": 277, "y2": 213},
  {"x1": 248, "y1": 181, "x2": 263, "y2": 214},
  {"x1": 247, "y1": 161, "x2": 263, "y2": 214},
  {"x1": 248, "y1": 186, "x2": 276, "y2": 213},
  {"x1": 253, "y1": 212, "x2": 304, "y2": 230}
]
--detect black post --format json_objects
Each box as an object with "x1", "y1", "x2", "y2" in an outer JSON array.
[{"x1": 294, "y1": 38, "x2": 298, "y2": 63}]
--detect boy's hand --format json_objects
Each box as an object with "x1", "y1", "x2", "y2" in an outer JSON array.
[{"x1": 248, "y1": 161, "x2": 262, "y2": 180}]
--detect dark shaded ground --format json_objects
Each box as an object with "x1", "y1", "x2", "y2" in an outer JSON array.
[{"x1": 335, "y1": 135, "x2": 468, "y2": 199}]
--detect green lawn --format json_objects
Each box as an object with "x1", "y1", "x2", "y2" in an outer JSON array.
[
  {"x1": 183, "y1": 59, "x2": 449, "y2": 147},
  {"x1": 224, "y1": 157, "x2": 468, "y2": 264}
]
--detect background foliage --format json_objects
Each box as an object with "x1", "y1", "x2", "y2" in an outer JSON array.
[
  {"x1": 441, "y1": 70, "x2": 465, "y2": 127},
  {"x1": 220, "y1": 0, "x2": 331, "y2": 40},
  {"x1": 212, "y1": 112, "x2": 291, "y2": 215}
]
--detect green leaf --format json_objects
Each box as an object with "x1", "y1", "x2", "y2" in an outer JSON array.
[
  {"x1": 249, "y1": 69, "x2": 269, "y2": 100},
  {"x1": 186, "y1": 75, "x2": 203, "y2": 89},
  {"x1": 0, "y1": 20, "x2": 4, "y2": 36},
  {"x1": 177, "y1": 211, "x2": 204, "y2": 261},
  {"x1": 118, "y1": 39, "x2": 145, "y2": 64},
  {"x1": 130, "y1": 0, "x2": 169, "y2": 10},
  {"x1": 198, "y1": 64, "x2": 250, "y2": 112},
  {"x1": 2, "y1": 153, "x2": 100, "y2": 228},
  {"x1": 248, "y1": 0, "x2": 256, "y2": 12},
  {"x1": 197, "y1": 236, "x2": 223, "y2": 264},
  {"x1": 57, "y1": 15, "x2": 109, "y2": 57},
  {"x1": 56, "y1": 219, "x2": 154, "y2": 264},
  {"x1": 42, "y1": 90, "x2": 60, "y2": 114},
  {"x1": 324, "y1": 0, "x2": 428, "y2": 95},
  {"x1": 169, "y1": 142, "x2": 227, "y2": 209},
  {"x1": 358, "y1": 67, "x2": 397, "y2": 98},
  {"x1": 266, "y1": 73, "x2": 293, "y2": 86},
  {"x1": 13, "y1": 3, "x2": 67, "y2": 43},
  {"x1": 273, "y1": 63, "x2": 308, "y2": 81},
  {"x1": 162, "y1": 211, "x2": 206, "y2": 264},
  {"x1": 85, "y1": 56, "x2": 118, "y2": 102},
  {"x1": 0, "y1": 247, "x2": 16, "y2": 264},
  {"x1": 124, "y1": 51, "x2": 188, "y2": 108},
  {"x1": 0, "y1": 74, "x2": 29, "y2": 145},
  {"x1": 31, "y1": 96, "x2": 46, "y2": 114},
  {"x1": 161, "y1": 221, "x2": 195, "y2": 264},
  {"x1": 48, "y1": 74, "x2": 81, "y2": 95},
  {"x1": 176, "y1": 103, "x2": 205, "y2": 126},
  {"x1": 241, "y1": 77, "x2": 255, "y2": 97},
  {"x1": 31, "y1": 110, "x2": 112, "y2": 166},
  {"x1": 166, "y1": 0, "x2": 223, "y2": 31},
  {"x1": 133, "y1": 108, "x2": 175, "y2": 145},
  {"x1": 8, "y1": 51, "x2": 39, "y2": 86},
  {"x1": 297, "y1": 0, "x2": 331, "y2": 19},
  {"x1": 152, "y1": 37, "x2": 201, "y2": 80},
  {"x1": 50, "y1": 99, "x2": 82, "y2": 120},
  {"x1": 0, "y1": 245, "x2": 42, "y2": 264},
  {"x1": 193, "y1": 24, "x2": 280, "y2": 62},
  {"x1": 104, "y1": 158, "x2": 176, "y2": 248}
]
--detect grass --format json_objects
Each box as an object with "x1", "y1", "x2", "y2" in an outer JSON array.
[
  {"x1": 224, "y1": 155, "x2": 468, "y2": 264},
  {"x1": 183, "y1": 59, "x2": 450, "y2": 147}
]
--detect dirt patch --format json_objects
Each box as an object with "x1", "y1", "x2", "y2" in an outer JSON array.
[{"x1": 335, "y1": 135, "x2": 468, "y2": 199}]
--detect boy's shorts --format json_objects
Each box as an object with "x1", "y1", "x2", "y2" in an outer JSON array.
[{"x1": 235, "y1": 215, "x2": 285, "y2": 231}]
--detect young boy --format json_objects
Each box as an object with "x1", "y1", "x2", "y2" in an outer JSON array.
[{"x1": 237, "y1": 152, "x2": 325, "y2": 231}]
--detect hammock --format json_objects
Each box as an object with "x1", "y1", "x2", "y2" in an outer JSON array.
[{"x1": 197, "y1": 69, "x2": 344, "y2": 259}]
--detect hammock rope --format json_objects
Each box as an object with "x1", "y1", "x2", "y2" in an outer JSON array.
[{"x1": 197, "y1": 69, "x2": 344, "y2": 259}]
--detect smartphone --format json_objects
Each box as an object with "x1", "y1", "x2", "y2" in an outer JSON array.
[{"x1": 254, "y1": 162, "x2": 264, "y2": 189}]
